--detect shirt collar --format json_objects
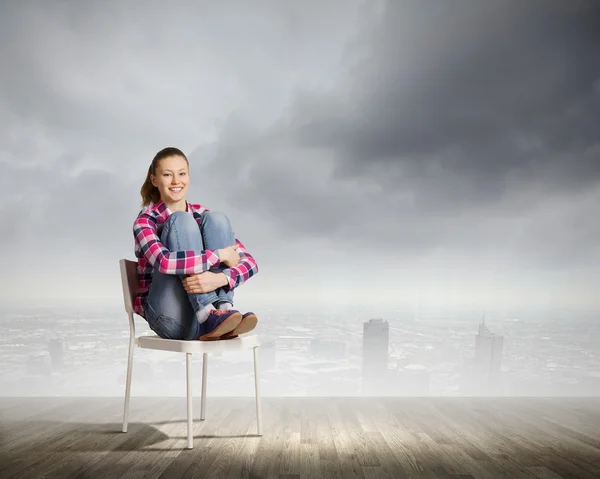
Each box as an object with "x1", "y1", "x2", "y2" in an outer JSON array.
[{"x1": 154, "y1": 199, "x2": 191, "y2": 215}]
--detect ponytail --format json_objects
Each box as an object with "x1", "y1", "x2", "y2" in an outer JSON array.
[{"x1": 140, "y1": 164, "x2": 161, "y2": 207}]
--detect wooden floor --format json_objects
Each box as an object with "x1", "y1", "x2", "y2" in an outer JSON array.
[{"x1": 0, "y1": 397, "x2": 599, "y2": 479}]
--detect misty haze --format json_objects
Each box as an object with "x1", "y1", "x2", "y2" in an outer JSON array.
[{"x1": 1, "y1": 299, "x2": 599, "y2": 398}]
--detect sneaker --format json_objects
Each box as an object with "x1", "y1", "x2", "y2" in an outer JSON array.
[
  {"x1": 198, "y1": 309, "x2": 242, "y2": 341},
  {"x1": 219, "y1": 312, "x2": 258, "y2": 339}
]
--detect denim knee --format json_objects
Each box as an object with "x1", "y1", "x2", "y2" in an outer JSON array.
[
  {"x1": 165, "y1": 211, "x2": 198, "y2": 238},
  {"x1": 202, "y1": 211, "x2": 231, "y2": 230}
]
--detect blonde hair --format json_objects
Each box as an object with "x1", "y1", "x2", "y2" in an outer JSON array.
[{"x1": 140, "y1": 147, "x2": 189, "y2": 207}]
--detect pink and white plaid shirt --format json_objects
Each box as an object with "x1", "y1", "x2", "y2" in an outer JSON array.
[{"x1": 132, "y1": 199, "x2": 259, "y2": 317}]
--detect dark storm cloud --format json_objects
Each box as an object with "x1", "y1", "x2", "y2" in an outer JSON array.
[
  {"x1": 203, "y1": 0, "x2": 600, "y2": 269},
  {"x1": 1, "y1": 0, "x2": 599, "y2": 306},
  {"x1": 297, "y1": 0, "x2": 600, "y2": 198}
]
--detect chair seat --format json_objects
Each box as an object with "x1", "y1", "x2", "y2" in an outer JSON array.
[{"x1": 137, "y1": 333, "x2": 260, "y2": 353}]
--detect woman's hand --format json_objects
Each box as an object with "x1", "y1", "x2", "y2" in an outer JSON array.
[
  {"x1": 182, "y1": 272, "x2": 228, "y2": 294},
  {"x1": 218, "y1": 244, "x2": 241, "y2": 267}
]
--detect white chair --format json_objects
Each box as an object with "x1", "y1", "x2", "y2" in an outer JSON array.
[{"x1": 119, "y1": 258, "x2": 262, "y2": 449}]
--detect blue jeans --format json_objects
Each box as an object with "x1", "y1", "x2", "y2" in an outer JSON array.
[{"x1": 144, "y1": 211, "x2": 236, "y2": 340}]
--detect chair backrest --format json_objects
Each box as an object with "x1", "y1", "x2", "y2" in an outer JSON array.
[{"x1": 119, "y1": 259, "x2": 140, "y2": 314}]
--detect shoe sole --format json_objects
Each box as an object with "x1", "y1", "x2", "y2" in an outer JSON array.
[
  {"x1": 220, "y1": 313, "x2": 258, "y2": 339},
  {"x1": 198, "y1": 312, "x2": 243, "y2": 341}
]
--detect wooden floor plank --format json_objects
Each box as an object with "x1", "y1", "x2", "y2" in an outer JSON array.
[
  {"x1": 528, "y1": 465, "x2": 567, "y2": 479},
  {"x1": 0, "y1": 397, "x2": 84, "y2": 449},
  {"x1": 0, "y1": 399, "x2": 125, "y2": 479},
  {"x1": 0, "y1": 397, "x2": 599, "y2": 479}
]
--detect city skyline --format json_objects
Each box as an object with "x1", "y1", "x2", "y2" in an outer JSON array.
[{"x1": 2, "y1": 302, "x2": 599, "y2": 398}]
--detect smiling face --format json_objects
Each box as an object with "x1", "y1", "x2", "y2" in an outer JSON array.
[{"x1": 150, "y1": 154, "x2": 190, "y2": 210}]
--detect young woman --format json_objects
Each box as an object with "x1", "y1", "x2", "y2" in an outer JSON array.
[{"x1": 132, "y1": 146, "x2": 259, "y2": 341}]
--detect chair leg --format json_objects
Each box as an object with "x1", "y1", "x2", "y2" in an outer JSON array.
[
  {"x1": 122, "y1": 335, "x2": 135, "y2": 433},
  {"x1": 186, "y1": 353, "x2": 193, "y2": 449},
  {"x1": 253, "y1": 345, "x2": 262, "y2": 436},
  {"x1": 201, "y1": 352, "x2": 207, "y2": 420}
]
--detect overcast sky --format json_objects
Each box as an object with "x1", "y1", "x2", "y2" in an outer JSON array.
[{"x1": 1, "y1": 0, "x2": 599, "y2": 312}]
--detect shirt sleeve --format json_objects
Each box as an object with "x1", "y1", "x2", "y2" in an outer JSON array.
[
  {"x1": 221, "y1": 237, "x2": 259, "y2": 290},
  {"x1": 133, "y1": 214, "x2": 221, "y2": 274}
]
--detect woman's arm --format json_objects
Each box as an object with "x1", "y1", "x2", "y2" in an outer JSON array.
[
  {"x1": 133, "y1": 215, "x2": 221, "y2": 274},
  {"x1": 220, "y1": 237, "x2": 259, "y2": 290}
]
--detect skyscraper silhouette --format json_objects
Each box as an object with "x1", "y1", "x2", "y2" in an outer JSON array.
[
  {"x1": 362, "y1": 318, "x2": 389, "y2": 395},
  {"x1": 472, "y1": 313, "x2": 504, "y2": 395}
]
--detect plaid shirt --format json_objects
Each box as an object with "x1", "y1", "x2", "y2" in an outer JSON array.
[{"x1": 132, "y1": 199, "x2": 259, "y2": 317}]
